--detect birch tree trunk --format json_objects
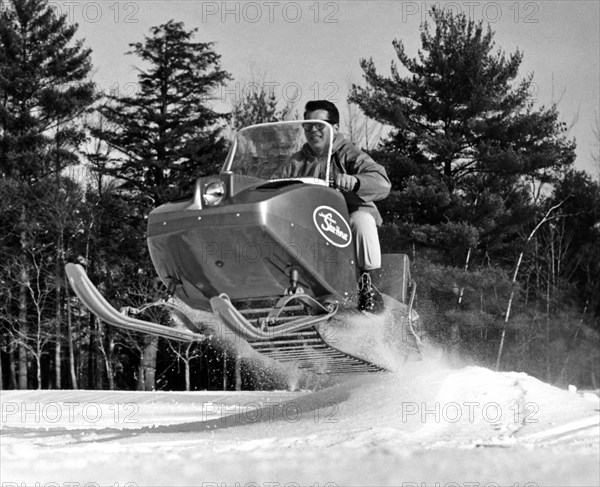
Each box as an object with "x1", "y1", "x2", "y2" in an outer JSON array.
[
  {"x1": 495, "y1": 202, "x2": 564, "y2": 370},
  {"x1": 138, "y1": 337, "x2": 158, "y2": 391},
  {"x1": 55, "y1": 241, "x2": 62, "y2": 389},
  {"x1": 67, "y1": 300, "x2": 78, "y2": 389},
  {"x1": 235, "y1": 354, "x2": 242, "y2": 391},
  {"x1": 18, "y1": 221, "x2": 29, "y2": 389}
]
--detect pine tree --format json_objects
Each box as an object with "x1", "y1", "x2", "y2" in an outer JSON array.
[
  {"x1": 350, "y1": 7, "x2": 576, "y2": 262},
  {"x1": 0, "y1": 0, "x2": 96, "y2": 389},
  {"x1": 0, "y1": 0, "x2": 95, "y2": 180},
  {"x1": 93, "y1": 20, "x2": 231, "y2": 205},
  {"x1": 88, "y1": 21, "x2": 231, "y2": 390}
]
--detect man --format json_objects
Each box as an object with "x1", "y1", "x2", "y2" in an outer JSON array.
[{"x1": 283, "y1": 100, "x2": 391, "y2": 313}]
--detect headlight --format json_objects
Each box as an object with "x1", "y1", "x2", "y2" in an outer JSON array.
[{"x1": 203, "y1": 181, "x2": 226, "y2": 206}]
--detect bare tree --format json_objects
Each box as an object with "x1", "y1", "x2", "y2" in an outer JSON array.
[
  {"x1": 8, "y1": 250, "x2": 56, "y2": 389},
  {"x1": 229, "y1": 69, "x2": 296, "y2": 130},
  {"x1": 343, "y1": 100, "x2": 384, "y2": 151},
  {"x1": 495, "y1": 200, "x2": 565, "y2": 370},
  {"x1": 167, "y1": 341, "x2": 205, "y2": 391}
]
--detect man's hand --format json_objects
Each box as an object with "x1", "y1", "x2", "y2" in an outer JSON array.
[{"x1": 335, "y1": 174, "x2": 358, "y2": 192}]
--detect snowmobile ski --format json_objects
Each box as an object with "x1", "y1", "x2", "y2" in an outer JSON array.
[{"x1": 65, "y1": 263, "x2": 205, "y2": 343}]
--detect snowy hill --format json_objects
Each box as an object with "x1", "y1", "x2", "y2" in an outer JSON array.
[{"x1": 1, "y1": 364, "x2": 598, "y2": 486}]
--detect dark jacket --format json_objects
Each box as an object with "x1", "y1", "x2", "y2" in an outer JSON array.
[
  {"x1": 330, "y1": 133, "x2": 391, "y2": 226},
  {"x1": 280, "y1": 133, "x2": 390, "y2": 225}
]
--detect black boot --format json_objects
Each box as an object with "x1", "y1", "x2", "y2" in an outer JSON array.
[{"x1": 357, "y1": 270, "x2": 384, "y2": 313}]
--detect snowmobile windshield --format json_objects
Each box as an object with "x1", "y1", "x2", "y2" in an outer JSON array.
[{"x1": 223, "y1": 120, "x2": 333, "y2": 185}]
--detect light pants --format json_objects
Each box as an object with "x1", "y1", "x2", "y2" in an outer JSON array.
[{"x1": 349, "y1": 211, "x2": 381, "y2": 271}]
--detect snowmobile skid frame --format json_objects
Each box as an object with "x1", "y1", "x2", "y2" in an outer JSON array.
[
  {"x1": 66, "y1": 263, "x2": 387, "y2": 376},
  {"x1": 211, "y1": 293, "x2": 386, "y2": 375}
]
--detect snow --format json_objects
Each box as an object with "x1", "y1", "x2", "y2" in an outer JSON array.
[{"x1": 1, "y1": 360, "x2": 599, "y2": 487}]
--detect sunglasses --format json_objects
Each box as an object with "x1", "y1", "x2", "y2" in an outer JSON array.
[{"x1": 302, "y1": 121, "x2": 335, "y2": 131}]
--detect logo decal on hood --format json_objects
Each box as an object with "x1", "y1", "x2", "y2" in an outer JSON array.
[{"x1": 313, "y1": 206, "x2": 352, "y2": 248}]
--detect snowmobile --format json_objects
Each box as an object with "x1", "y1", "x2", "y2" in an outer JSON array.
[{"x1": 66, "y1": 120, "x2": 421, "y2": 377}]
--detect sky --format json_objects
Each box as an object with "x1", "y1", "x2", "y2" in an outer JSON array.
[{"x1": 55, "y1": 0, "x2": 600, "y2": 178}]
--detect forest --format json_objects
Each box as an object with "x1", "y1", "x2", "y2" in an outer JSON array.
[{"x1": 1, "y1": 0, "x2": 598, "y2": 391}]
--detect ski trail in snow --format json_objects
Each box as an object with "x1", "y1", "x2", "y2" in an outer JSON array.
[
  {"x1": 2, "y1": 365, "x2": 597, "y2": 445},
  {"x1": 2, "y1": 365, "x2": 599, "y2": 486}
]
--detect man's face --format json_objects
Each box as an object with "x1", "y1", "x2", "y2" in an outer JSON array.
[{"x1": 304, "y1": 109, "x2": 338, "y2": 155}]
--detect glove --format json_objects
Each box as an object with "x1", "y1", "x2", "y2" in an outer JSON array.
[{"x1": 335, "y1": 174, "x2": 358, "y2": 192}]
